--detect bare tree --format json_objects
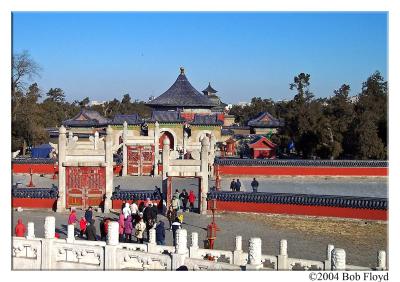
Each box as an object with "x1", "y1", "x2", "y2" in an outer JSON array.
[{"x1": 12, "y1": 50, "x2": 41, "y2": 95}]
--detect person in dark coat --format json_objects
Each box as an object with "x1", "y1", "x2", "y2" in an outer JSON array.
[
  {"x1": 171, "y1": 217, "x2": 181, "y2": 246},
  {"x1": 251, "y1": 178, "x2": 259, "y2": 193},
  {"x1": 144, "y1": 203, "x2": 156, "y2": 241},
  {"x1": 230, "y1": 179, "x2": 236, "y2": 191},
  {"x1": 235, "y1": 179, "x2": 241, "y2": 192},
  {"x1": 179, "y1": 189, "x2": 189, "y2": 212},
  {"x1": 155, "y1": 221, "x2": 166, "y2": 245},
  {"x1": 84, "y1": 206, "x2": 93, "y2": 222},
  {"x1": 86, "y1": 219, "x2": 97, "y2": 241}
]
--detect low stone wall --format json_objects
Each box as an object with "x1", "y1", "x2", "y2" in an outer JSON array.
[
  {"x1": 207, "y1": 192, "x2": 388, "y2": 221},
  {"x1": 12, "y1": 216, "x2": 388, "y2": 271},
  {"x1": 12, "y1": 186, "x2": 59, "y2": 210}
]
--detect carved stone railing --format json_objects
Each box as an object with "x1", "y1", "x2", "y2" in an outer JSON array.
[
  {"x1": 214, "y1": 158, "x2": 388, "y2": 167},
  {"x1": 12, "y1": 217, "x2": 388, "y2": 271}
]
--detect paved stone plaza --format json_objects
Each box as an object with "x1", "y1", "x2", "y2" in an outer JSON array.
[{"x1": 13, "y1": 174, "x2": 388, "y2": 198}]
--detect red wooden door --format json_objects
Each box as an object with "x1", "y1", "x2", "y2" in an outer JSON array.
[
  {"x1": 127, "y1": 145, "x2": 154, "y2": 176},
  {"x1": 66, "y1": 166, "x2": 106, "y2": 209}
]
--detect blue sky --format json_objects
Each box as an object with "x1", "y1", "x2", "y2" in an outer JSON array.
[{"x1": 12, "y1": 12, "x2": 387, "y2": 104}]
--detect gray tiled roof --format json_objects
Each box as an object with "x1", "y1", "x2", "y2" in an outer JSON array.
[
  {"x1": 111, "y1": 114, "x2": 142, "y2": 125},
  {"x1": 247, "y1": 112, "x2": 285, "y2": 128},
  {"x1": 191, "y1": 114, "x2": 223, "y2": 125},
  {"x1": 202, "y1": 82, "x2": 218, "y2": 94},
  {"x1": 150, "y1": 111, "x2": 185, "y2": 123},
  {"x1": 147, "y1": 68, "x2": 216, "y2": 108},
  {"x1": 63, "y1": 109, "x2": 110, "y2": 127}
]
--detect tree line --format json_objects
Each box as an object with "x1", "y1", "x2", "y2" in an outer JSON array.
[
  {"x1": 12, "y1": 51, "x2": 387, "y2": 160},
  {"x1": 12, "y1": 51, "x2": 152, "y2": 152},
  {"x1": 229, "y1": 72, "x2": 387, "y2": 160}
]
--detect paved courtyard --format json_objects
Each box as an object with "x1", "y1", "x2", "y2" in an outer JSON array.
[
  {"x1": 12, "y1": 208, "x2": 387, "y2": 268},
  {"x1": 13, "y1": 174, "x2": 388, "y2": 198}
]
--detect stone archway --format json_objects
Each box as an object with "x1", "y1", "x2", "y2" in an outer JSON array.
[{"x1": 159, "y1": 131, "x2": 175, "y2": 150}]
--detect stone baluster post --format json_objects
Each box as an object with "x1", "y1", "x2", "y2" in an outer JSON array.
[
  {"x1": 122, "y1": 121, "x2": 128, "y2": 176},
  {"x1": 42, "y1": 216, "x2": 56, "y2": 269},
  {"x1": 233, "y1": 235, "x2": 244, "y2": 265},
  {"x1": 147, "y1": 227, "x2": 157, "y2": 253},
  {"x1": 324, "y1": 244, "x2": 334, "y2": 270},
  {"x1": 200, "y1": 137, "x2": 209, "y2": 214},
  {"x1": 105, "y1": 221, "x2": 119, "y2": 270},
  {"x1": 189, "y1": 232, "x2": 199, "y2": 258},
  {"x1": 172, "y1": 229, "x2": 188, "y2": 270},
  {"x1": 331, "y1": 248, "x2": 346, "y2": 270},
  {"x1": 26, "y1": 222, "x2": 35, "y2": 239},
  {"x1": 104, "y1": 125, "x2": 113, "y2": 213},
  {"x1": 154, "y1": 121, "x2": 160, "y2": 175},
  {"x1": 277, "y1": 239, "x2": 288, "y2": 270},
  {"x1": 246, "y1": 237, "x2": 263, "y2": 270},
  {"x1": 376, "y1": 250, "x2": 387, "y2": 270},
  {"x1": 66, "y1": 224, "x2": 75, "y2": 243},
  {"x1": 44, "y1": 216, "x2": 55, "y2": 239},
  {"x1": 57, "y1": 126, "x2": 67, "y2": 212},
  {"x1": 162, "y1": 137, "x2": 170, "y2": 206}
]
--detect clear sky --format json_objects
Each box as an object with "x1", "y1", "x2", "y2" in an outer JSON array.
[{"x1": 12, "y1": 12, "x2": 387, "y2": 104}]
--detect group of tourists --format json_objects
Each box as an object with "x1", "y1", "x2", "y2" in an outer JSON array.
[
  {"x1": 229, "y1": 178, "x2": 259, "y2": 192},
  {"x1": 171, "y1": 189, "x2": 196, "y2": 213}
]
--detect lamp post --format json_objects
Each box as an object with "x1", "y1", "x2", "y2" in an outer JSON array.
[
  {"x1": 27, "y1": 167, "x2": 35, "y2": 187},
  {"x1": 207, "y1": 198, "x2": 219, "y2": 250}
]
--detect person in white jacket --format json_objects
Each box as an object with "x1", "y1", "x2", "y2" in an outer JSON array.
[
  {"x1": 122, "y1": 203, "x2": 131, "y2": 219},
  {"x1": 130, "y1": 201, "x2": 139, "y2": 215}
]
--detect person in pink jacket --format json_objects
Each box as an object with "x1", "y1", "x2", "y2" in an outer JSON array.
[{"x1": 118, "y1": 212, "x2": 125, "y2": 242}]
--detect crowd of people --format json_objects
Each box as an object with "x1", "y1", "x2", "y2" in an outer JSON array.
[{"x1": 14, "y1": 188, "x2": 199, "y2": 247}]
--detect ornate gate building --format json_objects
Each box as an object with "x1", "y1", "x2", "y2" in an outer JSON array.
[{"x1": 57, "y1": 125, "x2": 114, "y2": 212}]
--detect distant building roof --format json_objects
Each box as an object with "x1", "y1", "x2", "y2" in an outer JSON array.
[
  {"x1": 63, "y1": 109, "x2": 110, "y2": 127},
  {"x1": 147, "y1": 67, "x2": 216, "y2": 108},
  {"x1": 191, "y1": 114, "x2": 223, "y2": 126},
  {"x1": 111, "y1": 114, "x2": 142, "y2": 125},
  {"x1": 202, "y1": 82, "x2": 218, "y2": 95},
  {"x1": 150, "y1": 111, "x2": 185, "y2": 123},
  {"x1": 247, "y1": 112, "x2": 284, "y2": 128}
]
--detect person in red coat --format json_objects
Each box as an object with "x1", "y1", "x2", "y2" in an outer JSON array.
[
  {"x1": 188, "y1": 190, "x2": 196, "y2": 212},
  {"x1": 79, "y1": 217, "x2": 87, "y2": 238},
  {"x1": 15, "y1": 218, "x2": 26, "y2": 237}
]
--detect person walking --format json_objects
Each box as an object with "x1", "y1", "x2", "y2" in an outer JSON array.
[
  {"x1": 134, "y1": 213, "x2": 146, "y2": 244},
  {"x1": 68, "y1": 208, "x2": 78, "y2": 225},
  {"x1": 174, "y1": 189, "x2": 181, "y2": 210},
  {"x1": 155, "y1": 221, "x2": 166, "y2": 245},
  {"x1": 15, "y1": 218, "x2": 26, "y2": 237},
  {"x1": 230, "y1": 179, "x2": 236, "y2": 191},
  {"x1": 179, "y1": 189, "x2": 189, "y2": 212},
  {"x1": 188, "y1": 190, "x2": 196, "y2": 212},
  {"x1": 171, "y1": 217, "x2": 182, "y2": 246},
  {"x1": 122, "y1": 203, "x2": 131, "y2": 219},
  {"x1": 86, "y1": 219, "x2": 97, "y2": 241},
  {"x1": 100, "y1": 217, "x2": 110, "y2": 241},
  {"x1": 84, "y1": 206, "x2": 93, "y2": 222},
  {"x1": 118, "y1": 212, "x2": 125, "y2": 242},
  {"x1": 129, "y1": 201, "x2": 139, "y2": 216},
  {"x1": 124, "y1": 215, "x2": 133, "y2": 243},
  {"x1": 79, "y1": 217, "x2": 87, "y2": 238},
  {"x1": 166, "y1": 205, "x2": 176, "y2": 231},
  {"x1": 251, "y1": 177, "x2": 259, "y2": 193},
  {"x1": 235, "y1": 179, "x2": 241, "y2": 192},
  {"x1": 172, "y1": 195, "x2": 179, "y2": 212}
]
